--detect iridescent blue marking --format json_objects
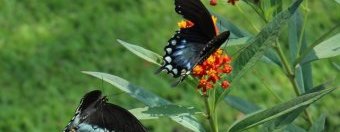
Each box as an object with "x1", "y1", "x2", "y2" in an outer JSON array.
[
  {"x1": 173, "y1": 50, "x2": 184, "y2": 56},
  {"x1": 176, "y1": 44, "x2": 186, "y2": 49},
  {"x1": 186, "y1": 62, "x2": 192, "y2": 69}
]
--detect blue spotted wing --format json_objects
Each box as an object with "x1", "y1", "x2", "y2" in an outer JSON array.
[
  {"x1": 64, "y1": 90, "x2": 147, "y2": 132},
  {"x1": 156, "y1": 0, "x2": 230, "y2": 85}
]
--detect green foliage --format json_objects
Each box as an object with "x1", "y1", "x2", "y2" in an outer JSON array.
[
  {"x1": 0, "y1": 0, "x2": 339, "y2": 131},
  {"x1": 301, "y1": 34, "x2": 340, "y2": 64},
  {"x1": 117, "y1": 39, "x2": 162, "y2": 66},
  {"x1": 83, "y1": 71, "x2": 205, "y2": 132},
  {"x1": 228, "y1": 88, "x2": 335, "y2": 132},
  {"x1": 129, "y1": 105, "x2": 203, "y2": 120}
]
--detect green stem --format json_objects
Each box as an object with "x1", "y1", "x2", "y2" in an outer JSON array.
[
  {"x1": 296, "y1": 0, "x2": 309, "y2": 56},
  {"x1": 273, "y1": 40, "x2": 294, "y2": 77},
  {"x1": 273, "y1": 40, "x2": 313, "y2": 125},
  {"x1": 203, "y1": 95, "x2": 218, "y2": 132}
]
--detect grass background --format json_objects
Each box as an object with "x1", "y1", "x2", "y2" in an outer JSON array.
[{"x1": 0, "y1": 0, "x2": 339, "y2": 131}]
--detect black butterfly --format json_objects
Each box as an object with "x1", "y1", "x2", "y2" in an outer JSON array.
[
  {"x1": 64, "y1": 90, "x2": 147, "y2": 132},
  {"x1": 156, "y1": 0, "x2": 230, "y2": 85}
]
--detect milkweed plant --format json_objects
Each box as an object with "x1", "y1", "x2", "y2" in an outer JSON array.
[{"x1": 83, "y1": 0, "x2": 339, "y2": 131}]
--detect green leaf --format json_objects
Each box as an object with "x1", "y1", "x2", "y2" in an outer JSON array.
[
  {"x1": 230, "y1": 0, "x2": 303, "y2": 83},
  {"x1": 227, "y1": 87, "x2": 335, "y2": 132},
  {"x1": 301, "y1": 34, "x2": 340, "y2": 64},
  {"x1": 83, "y1": 71, "x2": 205, "y2": 132},
  {"x1": 263, "y1": 106, "x2": 307, "y2": 131},
  {"x1": 217, "y1": 0, "x2": 304, "y2": 104},
  {"x1": 308, "y1": 114, "x2": 326, "y2": 132},
  {"x1": 263, "y1": 82, "x2": 331, "y2": 130},
  {"x1": 288, "y1": 8, "x2": 312, "y2": 94},
  {"x1": 227, "y1": 37, "x2": 252, "y2": 46},
  {"x1": 261, "y1": 124, "x2": 306, "y2": 132},
  {"x1": 129, "y1": 105, "x2": 203, "y2": 120},
  {"x1": 224, "y1": 96, "x2": 260, "y2": 114},
  {"x1": 262, "y1": 49, "x2": 282, "y2": 67},
  {"x1": 117, "y1": 39, "x2": 162, "y2": 66},
  {"x1": 288, "y1": 8, "x2": 302, "y2": 61}
]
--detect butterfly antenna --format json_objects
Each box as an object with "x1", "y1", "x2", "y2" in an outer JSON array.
[{"x1": 106, "y1": 92, "x2": 126, "y2": 100}]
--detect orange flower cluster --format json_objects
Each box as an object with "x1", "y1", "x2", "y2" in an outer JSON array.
[
  {"x1": 192, "y1": 49, "x2": 232, "y2": 94},
  {"x1": 210, "y1": 0, "x2": 240, "y2": 6}
]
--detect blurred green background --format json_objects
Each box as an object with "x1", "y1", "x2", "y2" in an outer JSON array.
[{"x1": 0, "y1": 0, "x2": 339, "y2": 131}]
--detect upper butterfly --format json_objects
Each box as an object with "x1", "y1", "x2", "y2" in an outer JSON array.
[
  {"x1": 156, "y1": 0, "x2": 230, "y2": 86},
  {"x1": 64, "y1": 90, "x2": 147, "y2": 132}
]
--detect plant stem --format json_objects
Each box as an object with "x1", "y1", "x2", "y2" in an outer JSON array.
[
  {"x1": 273, "y1": 40, "x2": 313, "y2": 125},
  {"x1": 203, "y1": 94, "x2": 218, "y2": 132}
]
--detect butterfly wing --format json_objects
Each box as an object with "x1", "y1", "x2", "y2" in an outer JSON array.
[
  {"x1": 175, "y1": 0, "x2": 216, "y2": 41},
  {"x1": 64, "y1": 90, "x2": 147, "y2": 132},
  {"x1": 157, "y1": 0, "x2": 227, "y2": 84},
  {"x1": 77, "y1": 90, "x2": 102, "y2": 112},
  {"x1": 80, "y1": 103, "x2": 147, "y2": 132},
  {"x1": 64, "y1": 90, "x2": 103, "y2": 132}
]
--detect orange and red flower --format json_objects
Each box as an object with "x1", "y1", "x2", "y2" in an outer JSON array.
[
  {"x1": 177, "y1": 16, "x2": 232, "y2": 94},
  {"x1": 192, "y1": 49, "x2": 232, "y2": 94}
]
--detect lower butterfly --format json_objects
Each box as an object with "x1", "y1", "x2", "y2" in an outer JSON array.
[{"x1": 64, "y1": 90, "x2": 147, "y2": 132}]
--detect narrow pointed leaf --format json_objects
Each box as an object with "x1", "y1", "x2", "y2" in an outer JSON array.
[
  {"x1": 301, "y1": 34, "x2": 340, "y2": 64},
  {"x1": 117, "y1": 39, "x2": 162, "y2": 65},
  {"x1": 227, "y1": 37, "x2": 252, "y2": 46},
  {"x1": 129, "y1": 105, "x2": 203, "y2": 120},
  {"x1": 228, "y1": 88, "x2": 335, "y2": 132},
  {"x1": 288, "y1": 9, "x2": 312, "y2": 93},
  {"x1": 217, "y1": 0, "x2": 304, "y2": 103},
  {"x1": 83, "y1": 71, "x2": 205, "y2": 132},
  {"x1": 262, "y1": 82, "x2": 331, "y2": 130},
  {"x1": 230, "y1": 0, "x2": 303, "y2": 82},
  {"x1": 262, "y1": 49, "x2": 282, "y2": 67}
]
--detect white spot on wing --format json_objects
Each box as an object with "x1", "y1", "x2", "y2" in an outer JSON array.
[
  {"x1": 165, "y1": 65, "x2": 173, "y2": 70},
  {"x1": 166, "y1": 48, "x2": 172, "y2": 53},
  {"x1": 171, "y1": 40, "x2": 176, "y2": 45},
  {"x1": 165, "y1": 56, "x2": 172, "y2": 63},
  {"x1": 172, "y1": 68, "x2": 178, "y2": 75}
]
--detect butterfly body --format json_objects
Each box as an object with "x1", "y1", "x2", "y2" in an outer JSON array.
[
  {"x1": 156, "y1": 0, "x2": 230, "y2": 85},
  {"x1": 64, "y1": 90, "x2": 147, "y2": 132}
]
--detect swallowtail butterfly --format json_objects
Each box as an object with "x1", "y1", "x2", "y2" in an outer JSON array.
[
  {"x1": 64, "y1": 90, "x2": 147, "y2": 132},
  {"x1": 156, "y1": 0, "x2": 230, "y2": 85}
]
